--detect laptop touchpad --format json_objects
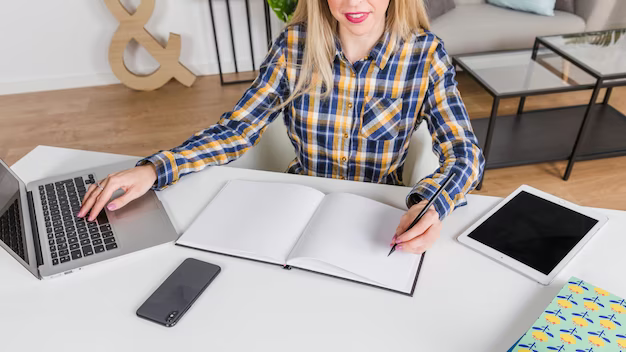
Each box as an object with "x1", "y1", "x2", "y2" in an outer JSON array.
[{"x1": 109, "y1": 192, "x2": 159, "y2": 220}]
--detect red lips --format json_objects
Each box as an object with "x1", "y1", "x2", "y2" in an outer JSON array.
[{"x1": 345, "y1": 12, "x2": 369, "y2": 23}]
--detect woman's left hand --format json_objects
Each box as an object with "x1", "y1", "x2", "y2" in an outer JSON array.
[{"x1": 391, "y1": 200, "x2": 442, "y2": 254}]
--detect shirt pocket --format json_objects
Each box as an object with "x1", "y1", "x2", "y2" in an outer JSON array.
[{"x1": 360, "y1": 96, "x2": 404, "y2": 141}]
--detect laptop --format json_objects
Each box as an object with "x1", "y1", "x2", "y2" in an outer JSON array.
[{"x1": 0, "y1": 157, "x2": 179, "y2": 279}]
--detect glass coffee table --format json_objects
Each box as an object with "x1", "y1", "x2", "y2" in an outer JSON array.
[{"x1": 454, "y1": 28, "x2": 626, "y2": 188}]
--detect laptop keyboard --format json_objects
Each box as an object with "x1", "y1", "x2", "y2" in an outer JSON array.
[
  {"x1": 0, "y1": 199, "x2": 27, "y2": 261},
  {"x1": 39, "y1": 174, "x2": 118, "y2": 266}
]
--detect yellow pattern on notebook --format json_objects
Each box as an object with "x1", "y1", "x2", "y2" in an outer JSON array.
[{"x1": 511, "y1": 277, "x2": 626, "y2": 352}]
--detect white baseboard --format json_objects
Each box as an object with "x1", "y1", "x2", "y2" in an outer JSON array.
[
  {"x1": 0, "y1": 60, "x2": 257, "y2": 96},
  {"x1": 0, "y1": 73, "x2": 121, "y2": 96}
]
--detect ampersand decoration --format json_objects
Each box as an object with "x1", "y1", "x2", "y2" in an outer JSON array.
[{"x1": 105, "y1": 0, "x2": 197, "y2": 91}]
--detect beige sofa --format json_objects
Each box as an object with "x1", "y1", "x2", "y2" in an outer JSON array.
[{"x1": 432, "y1": 0, "x2": 626, "y2": 55}]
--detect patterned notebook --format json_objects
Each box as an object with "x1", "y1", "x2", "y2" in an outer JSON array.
[{"x1": 510, "y1": 277, "x2": 626, "y2": 351}]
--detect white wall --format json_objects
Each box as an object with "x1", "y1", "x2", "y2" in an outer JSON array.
[{"x1": 0, "y1": 0, "x2": 286, "y2": 95}]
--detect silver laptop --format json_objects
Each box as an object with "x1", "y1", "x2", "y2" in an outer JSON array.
[{"x1": 0, "y1": 157, "x2": 179, "y2": 279}]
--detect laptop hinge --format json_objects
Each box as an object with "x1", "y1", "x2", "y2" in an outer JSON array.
[{"x1": 27, "y1": 191, "x2": 44, "y2": 267}]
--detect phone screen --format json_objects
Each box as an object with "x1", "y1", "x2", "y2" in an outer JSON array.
[{"x1": 136, "y1": 258, "x2": 221, "y2": 327}]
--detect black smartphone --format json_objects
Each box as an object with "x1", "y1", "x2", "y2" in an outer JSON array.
[{"x1": 136, "y1": 258, "x2": 221, "y2": 327}]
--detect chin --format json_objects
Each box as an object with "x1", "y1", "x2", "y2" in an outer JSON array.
[{"x1": 340, "y1": 23, "x2": 372, "y2": 36}]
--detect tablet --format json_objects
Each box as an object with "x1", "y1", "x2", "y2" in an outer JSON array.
[{"x1": 457, "y1": 185, "x2": 608, "y2": 285}]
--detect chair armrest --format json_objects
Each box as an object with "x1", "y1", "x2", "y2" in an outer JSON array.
[{"x1": 575, "y1": 0, "x2": 618, "y2": 31}]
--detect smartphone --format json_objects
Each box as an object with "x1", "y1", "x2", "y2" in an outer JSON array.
[{"x1": 136, "y1": 258, "x2": 221, "y2": 327}]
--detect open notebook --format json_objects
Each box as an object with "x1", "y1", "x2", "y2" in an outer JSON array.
[{"x1": 176, "y1": 180, "x2": 425, "y2": 296}]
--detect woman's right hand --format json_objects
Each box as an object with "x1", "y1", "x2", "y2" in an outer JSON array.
[{"x1": 77, "y1": 164, "x2": 158, "y2": 222}]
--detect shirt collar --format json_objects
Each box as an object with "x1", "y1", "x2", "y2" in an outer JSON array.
[{"x1": 334, "y1": 30, "x2": 396, "y2": 70}]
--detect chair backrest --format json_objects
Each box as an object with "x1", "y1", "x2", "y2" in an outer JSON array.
[
  {"x1": 403, "y1": 121, "x2": 440, "y2": 186},
  {"x1": 228, "y1": 117, "x2": 440, "y2": 187},
  {"x1": 227, "y1": 118, "x2": 296, "y2": 172}
]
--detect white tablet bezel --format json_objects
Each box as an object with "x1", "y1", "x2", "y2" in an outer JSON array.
[{"x1": 457, "y1": 185, "x2": 608, "y2": 285}]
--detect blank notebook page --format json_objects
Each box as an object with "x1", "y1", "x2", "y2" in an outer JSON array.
[
  {"x1": 176, "y1": 180, "x2": 325, "y2": 264},
  {"x1": 288, "y1": 193, "x2": 421, "y2": 290}
]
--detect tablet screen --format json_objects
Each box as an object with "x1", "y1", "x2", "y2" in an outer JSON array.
[{"x1": 468, "y1": 191, "x2": 598, "y2": 275}]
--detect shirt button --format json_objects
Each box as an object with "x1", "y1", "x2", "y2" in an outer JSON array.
[
  {"x1": 341, "y1": 157, "x2": 347, "y2": 163},
  {"x1": 347, "y1": 102, "x2": 353, "y2": 109},
  {"x1": 343, "y1": 133, "x2": 349, "y2": 139}
]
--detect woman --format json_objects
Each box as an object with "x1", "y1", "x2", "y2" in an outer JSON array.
[{"x1": 79, "y1": 0, "x2": 484, "y2": 254}]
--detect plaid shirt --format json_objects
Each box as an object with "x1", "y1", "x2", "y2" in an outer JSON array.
[{"x1": 139, "y1": 24, "x2": 484, "y2": 218}]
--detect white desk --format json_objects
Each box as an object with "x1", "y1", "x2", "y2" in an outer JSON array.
[{"x1": 3, "y1": 146, "x2": 626, "y2": 352}]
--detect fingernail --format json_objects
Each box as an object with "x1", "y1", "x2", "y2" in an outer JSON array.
[
  {"x1": 107, "y1": 203, "x2": 116, "y2": 210},
  {"x1": 77, "y1": 212, "x2": 83, "y2": 218}
]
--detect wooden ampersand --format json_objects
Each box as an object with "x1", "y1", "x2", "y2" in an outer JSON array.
[{"x1": 105, "y1": 0, "x2": 196, "y2": 91}]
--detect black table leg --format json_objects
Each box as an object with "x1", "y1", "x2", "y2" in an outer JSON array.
[
  {"x1": 531, "y1": 39, "x2": 540, "y2": 60},
  {"x1": 244, "y1": 0, "x2": 256, "y2": 71},
  {"x1": 264, "y1": 0, "x2": 273, "y2": 50},
  {"x1": 518, "y1": 42, "x2": 538, "y2": 117},
  {"x1": 517, "y1": 97, "x2": 526, "y2": 116},
  {"x1": 477, "y1": 97, "x2": 500, "y2": 190},
  {"x1": 208, "y1": 0, "x2": 225, "y2": 85},
  {"x1": 563, "y1": 80, "x2": 603, "y2": 181},
  {"x1": 604, "y1": 87, "x2": 613, "y2": 105},
  {"x1": 224, "y1": 0, "x2": 238, "y2": 73},
  {"x1": 208, "y1": 0, "x2": 264, "y2": 85}
]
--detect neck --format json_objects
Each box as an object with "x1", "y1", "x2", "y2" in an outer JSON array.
[{"x1": 338, "y1": 19, "x2": 386, "y2": 64}]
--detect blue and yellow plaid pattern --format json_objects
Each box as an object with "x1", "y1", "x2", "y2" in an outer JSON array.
[{"x1": 139, "y1": 24, "x2": 484, "y2": 218}]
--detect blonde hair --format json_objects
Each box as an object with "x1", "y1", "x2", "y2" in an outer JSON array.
[{"x1": 277, "y1": 0, "x2": 430, "y2": 108}]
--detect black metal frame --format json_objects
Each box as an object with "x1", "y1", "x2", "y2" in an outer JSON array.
[
  {"x1": 536, "y1": 29, "x2": 626, "y2": 81},
  {"x1": 453, "y1": 28, "x2": 626, "y2": 189},
  {"x1": 208, "y1": 0, "x2": 274, "y2": 85},
  {"x1": 454, "y1": 48, "x2": 597, "y2": 99},
  {"x1": 535, "y1": 30, "x2": 626, "y2": 180}
]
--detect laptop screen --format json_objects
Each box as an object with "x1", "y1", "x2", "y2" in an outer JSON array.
[{"x1": 0, "y1": 164, "x2": 29, "y2": 264}]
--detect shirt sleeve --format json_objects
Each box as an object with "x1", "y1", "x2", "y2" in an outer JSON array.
[
  {"x1": 137, "y1": 31, "x2": 290, "y2": 190},
  {"x1": 405, "y1": 40, "x2": 485, "y2": 219}
]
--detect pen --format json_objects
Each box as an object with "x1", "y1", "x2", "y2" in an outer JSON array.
[{"x1": 388, "y1": 172, "x2": 456, "y2": 257}]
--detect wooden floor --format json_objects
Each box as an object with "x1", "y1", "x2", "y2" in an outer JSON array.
[{"x1": 1, "y1": 72, "x2": 625, "y2": 210}]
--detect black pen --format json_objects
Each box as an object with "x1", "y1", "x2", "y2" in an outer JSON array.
[{"x1": 388, "y1": 172, "x2": 456, "y2": 256}]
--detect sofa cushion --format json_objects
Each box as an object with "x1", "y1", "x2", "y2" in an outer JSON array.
[
  {"x1": 454, "y1": 0, "x2": 485, "y2": 4},
  {"x1": 555, "y1": 0, "x2": 575, "y2": 13},
  {"x1": 487, "y1": 0, "x2": 556, "y2": 16},
  {"x1": 431, "y1": 4, "x2": 586, "y2": 55},
  {"x1": 425, "y1": 0, "x2": 456, "y2": 20}
]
